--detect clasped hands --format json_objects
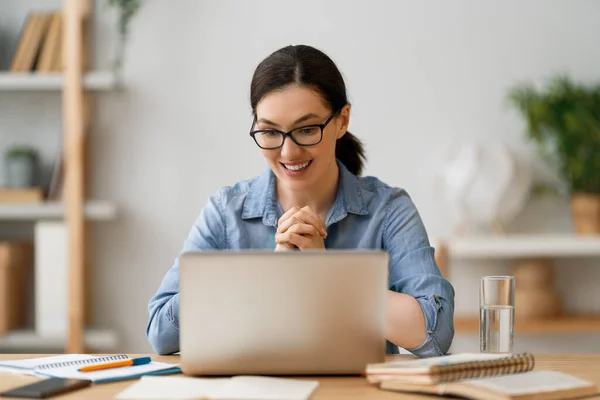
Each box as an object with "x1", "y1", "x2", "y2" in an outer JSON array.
[{"x1": 275, "y1": 206, "x2": 327, "y2": 251}]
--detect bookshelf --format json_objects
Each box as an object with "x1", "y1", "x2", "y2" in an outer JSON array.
[
  {"x1": 454, "y1": 315, "x2": 600, "y2": 334},
  {"x1": 0, "y1": 201, "x2": 115, "y2": 221},
  {"x1": 0, "y1": 0, "x2": 115, "y2": 353},
  {"x1": 0, "y1": 71, "x2": 118, "y2": 91},
  {"x1": 0, "y1": 329, "x2": 117, "y2": 352},
  {"x1": 434, "y1": 234, "x2": 600, "y2": 334},
  {"x1": 437, "y1": 234, "x2": 600, "y2": 259}
]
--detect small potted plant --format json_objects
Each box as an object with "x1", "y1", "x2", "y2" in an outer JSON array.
[
  {"x1": 108, "y1": 0, "x2": 141, "y2": 70},
  {"x1": 5, "y1": 146, "x2": 39, "y2": 188},
  {"x1": 507, "y1": 75, "x2": 600, "y2": 235}
]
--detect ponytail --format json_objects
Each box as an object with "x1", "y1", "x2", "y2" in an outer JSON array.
[{"x1": 336, "y1": 131, "x2": 366, "y2": 176}]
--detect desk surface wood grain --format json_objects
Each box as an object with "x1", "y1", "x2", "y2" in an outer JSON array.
[{"x1": 1, "y1": 354, "x2": 599, "y2": 399}]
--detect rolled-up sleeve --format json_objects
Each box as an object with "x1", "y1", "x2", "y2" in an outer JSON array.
[
  {"x1": 146, "y1": 193, "x2": 225, "y2": 354},
  {"x1": 383, "y1": 189, "x2": 455, "y2": 357}
]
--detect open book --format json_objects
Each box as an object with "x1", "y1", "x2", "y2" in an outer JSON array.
[
  {"x1": 116, "y1": 375, "x2": 319, "y2": 400},
  {"x1": 365, "y1": 353, "x2": 597, "y2": 400},
  {"x1": 0, "y1": 354, "x2": 181, "y2": 383}
]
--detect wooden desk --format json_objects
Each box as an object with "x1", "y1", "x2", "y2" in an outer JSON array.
[{"x1": 1, "y1": 354, "x2": 599, "y2": 399}]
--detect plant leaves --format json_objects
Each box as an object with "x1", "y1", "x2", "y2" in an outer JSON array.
[{"x1": 507, "y1": 75, "x2": 600, "y2": 194}]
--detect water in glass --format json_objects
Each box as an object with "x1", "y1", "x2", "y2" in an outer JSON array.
[{"x1": 480, "y1": 305, "x2": 514, "y2": 353}]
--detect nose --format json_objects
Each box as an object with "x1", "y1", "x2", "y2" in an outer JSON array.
[{"x1": 280, "y1": 135, "x2": 303, "y2": 160}]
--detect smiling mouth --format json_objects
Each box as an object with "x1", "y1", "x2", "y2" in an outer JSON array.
[{"x1": 281, "y1": 161, "x2": 312, "y2": 171}]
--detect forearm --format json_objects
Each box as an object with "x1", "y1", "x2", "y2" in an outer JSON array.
[
  {"x1": 146, "y1": 193, "x2": 226, "y2": 354},
  {"x1": 385, "y1": 291, "x2": 427, "y2": 350},
  {"x1": 146, "y1": 293, "x2": 180, "y2": 355}
]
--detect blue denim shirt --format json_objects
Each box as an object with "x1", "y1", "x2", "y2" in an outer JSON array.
[{"x1": 147, "y1": 160, "x2": 455, "y2": 357}]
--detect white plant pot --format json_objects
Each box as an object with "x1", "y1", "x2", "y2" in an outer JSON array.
[{"x1": 6, "y1": 157, "x2": 36, "y2": 188}]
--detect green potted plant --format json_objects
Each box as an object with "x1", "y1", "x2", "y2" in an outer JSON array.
[
  {"x1": 507, "y1": 75, "x2": 600, "y2": 235},
  {"x1": 107, "y1": 0, "x2": 141, "y2": 70},
  {"x1": 4, "y1": 146, "x2": 40, "y2": 188}
]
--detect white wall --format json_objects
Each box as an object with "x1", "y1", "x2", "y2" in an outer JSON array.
[{"x1": 3, "y1": 0, "x2": 600, "y2": 353}]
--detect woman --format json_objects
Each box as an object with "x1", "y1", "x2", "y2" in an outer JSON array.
[{"x1": 147, "y1": 45, "x2": 455, "y2": 357}]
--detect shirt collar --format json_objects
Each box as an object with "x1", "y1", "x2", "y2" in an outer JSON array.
[{"x1": 241, "y1": 159, "x2": 368, "y2": 227}]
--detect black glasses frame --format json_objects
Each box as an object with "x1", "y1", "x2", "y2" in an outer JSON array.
[{"x1": 249, "y1": 108, "x2": 342, "y2": 150}]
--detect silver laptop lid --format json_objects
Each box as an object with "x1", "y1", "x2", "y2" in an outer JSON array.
[{"x1": 179, "y1": 250, "x2": 388, "y2": 376}]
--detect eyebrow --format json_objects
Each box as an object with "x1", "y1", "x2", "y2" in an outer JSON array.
[{"x1": 257, "y1": 113, "x2": 322, "y2": 128}]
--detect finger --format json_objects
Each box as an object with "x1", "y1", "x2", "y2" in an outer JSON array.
[
  {"x1": 285, "y1": 233, "x2": 311, "y2": 249},
  {"x1": 276, "y1": 230, "x2": 303, "y2": 246},
  {"x1": 275, "y1": 242, "x2": 296, "y2": 252},
  {"x1": 288, "y1": 223, "x2": 321, "y2": 237},
  {"x1": 277, "y1": 206, "x2": 300, "y2": 233},
  {"x1": 294, "y1": 208, "x2": 327, "y2": 236},
  {"x1": 275, "y1": 239, "x2": 295, "y2": 248},
  {"x1": 275, "y1": 232, "x2": 288, "y2": 244},
  {"x1": 300, "y1": 206, "x2": 326, "y2": 232},
  {"x1": 276, "y1": 231, "x2": 301, "y2": 245},
  {"x1": 277, "y1": 214, "x2": 327, "y2": 238},
  {"x1": 277, "y1": 215, "x2": 302, "y2": 234}
]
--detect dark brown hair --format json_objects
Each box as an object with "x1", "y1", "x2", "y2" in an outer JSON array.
[{"x1": 250, "y1": 45, "x2": 366, "y2": 175}]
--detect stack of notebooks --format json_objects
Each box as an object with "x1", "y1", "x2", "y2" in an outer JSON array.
[
  {"x1": 365, "y1": 353, "x2": 598, "y2": 400},
  {"x1": 0, "y1": 354, "x2": 180, "y2": 383}
]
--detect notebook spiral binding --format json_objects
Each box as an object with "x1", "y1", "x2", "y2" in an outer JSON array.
[
  {"x1": 35, "y1": 354, "x2": 129, "y2": 370},
  {"x1": 429, "y1": 353, "x2": 535, "y2": 383}
]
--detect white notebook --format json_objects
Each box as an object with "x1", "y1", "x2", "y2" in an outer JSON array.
[
  {"x1": 0, "y1": 354, "x2": 181, "y2": 383},
  {"x1": 380, "y1": 370, "x2": 597, "y2": 400},
  {"x1": 116, "y1": 375, "x2": 319, "y2": 400}
]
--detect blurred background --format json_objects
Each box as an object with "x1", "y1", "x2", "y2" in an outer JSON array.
[{"x1": 0, "y1": 0, "x2": 599, "y2": 355}]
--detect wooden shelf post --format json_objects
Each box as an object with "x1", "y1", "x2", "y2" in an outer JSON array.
[{"x1": 63, "y1": 0, "x2": 90, "y2": 353}]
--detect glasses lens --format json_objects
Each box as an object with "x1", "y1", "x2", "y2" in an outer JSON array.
[
  {"x1": 254, "y1": 131, "x2": 284, "y2": 148},
  {"x1": 291, "y1": 126, "x2": 322, "y2": 145}
]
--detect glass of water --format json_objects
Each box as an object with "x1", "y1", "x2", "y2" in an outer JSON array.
[{"x1": 480, "y1": 276, "x2": 515, "y2": 353}]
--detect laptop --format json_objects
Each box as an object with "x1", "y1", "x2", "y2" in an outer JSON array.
[{"x1": 179, "y1": 250, "x2": 389, "y2": 376}]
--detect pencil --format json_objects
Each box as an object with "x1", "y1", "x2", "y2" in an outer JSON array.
[{"x1": 78, "y1": 356, "x2": 152, "y2": 372}]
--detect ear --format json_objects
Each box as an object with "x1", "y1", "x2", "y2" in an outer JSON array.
[{"x1": 336, "y1": 104, "x2": 351, "y2": 140}]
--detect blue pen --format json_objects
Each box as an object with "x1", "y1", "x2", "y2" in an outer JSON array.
[{"x1": 79, "y1": 357, "x2": 152, "y2": 372}]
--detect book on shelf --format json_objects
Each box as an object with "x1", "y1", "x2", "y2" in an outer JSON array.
[
  {"x1": 0, "y1": 188, "x2": 43, "y2": 203},
  {"x1": 9, "y1": 12, "x2": 57, "y2": 73},
  {"x1": 9, "y1": 9, "x2": 89, "y2": 74},
  {"x1": 36, "y1": 12, "x2": 62, "y2": 73},
  {"x1": 0, "y1": 242, "x2": 33, "y2": 334},
  {"x1": 365, "y1": 352, "x2": 598, "y2": 400}
]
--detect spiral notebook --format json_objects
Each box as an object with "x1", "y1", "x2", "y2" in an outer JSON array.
[
  {"x1": 0, "y1": 354, "x2": 181, "y2": 383},
  {"x1": 366, "y1": 353, "x2": 598, "y2": 400}
]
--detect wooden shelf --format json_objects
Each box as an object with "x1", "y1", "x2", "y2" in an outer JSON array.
[
  {"x1": 455, "y1": 315, "x2": 600, "y2": 334},
  {"x1": 438, "y1": 234, "x2": 600, "y2": 259},
  {"x1": 0, "y1": 329, "x2": 117, "y2": 351},
  {"x1": 0, "y1": 0, "x2": 105, "y2": 353},
  {"x1": 0, "y1": 200, "x2": 116, "y2": 221},
  {"x1": 0, "y1": 71, "x2": 118, "y2": 91}
]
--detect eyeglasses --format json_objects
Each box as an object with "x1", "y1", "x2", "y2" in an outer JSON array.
[{"x1": 249, "y1": 109, "x2": 341, "y2": 150}]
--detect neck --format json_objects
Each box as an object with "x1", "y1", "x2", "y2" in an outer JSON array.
[{"x1": 277, "y1": 162, "x2": 340, "y2": 220}]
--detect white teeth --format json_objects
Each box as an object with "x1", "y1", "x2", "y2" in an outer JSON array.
[{"x1": 284, "y1": 161, "x2": 310, "y2": 171}]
